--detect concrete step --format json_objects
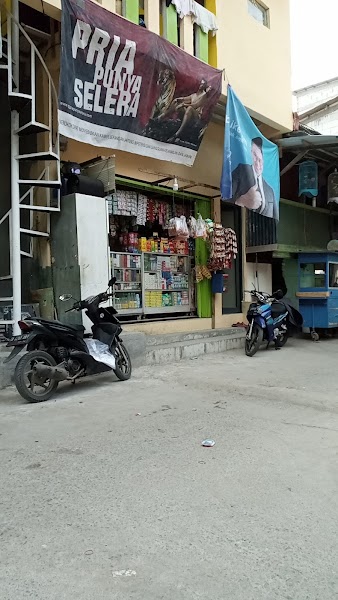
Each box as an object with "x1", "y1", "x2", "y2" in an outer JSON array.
[
  {"x1": 145, "y1": 329, "x2": 246, "y2": 365},
  {"x1": 146, "y1": 327, "x2": 244, "y2": 347}
]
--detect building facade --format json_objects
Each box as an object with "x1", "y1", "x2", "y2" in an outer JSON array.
[
  {"x1": 294, "y1": 77, "x2": 338, "y2": 135},
  {"x1": 0, "y1": 0, "x2": 293, "y2": 337}
]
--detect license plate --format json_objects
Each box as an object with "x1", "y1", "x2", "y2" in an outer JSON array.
[{"x1": 6, "y1": 334, "x2": 29, "y2": 346}]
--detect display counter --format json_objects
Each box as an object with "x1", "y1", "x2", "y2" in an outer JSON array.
[{"x1": 110, "y1": 251, "x2": 192, "y2": 317}]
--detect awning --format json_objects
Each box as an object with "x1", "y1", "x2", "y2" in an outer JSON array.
[
  {"x1": 278, "y1": 134, "x2": 338, "y2": 151},
  {"x1": 277, "y1": 133, "x2": 338, "y2": 174}
]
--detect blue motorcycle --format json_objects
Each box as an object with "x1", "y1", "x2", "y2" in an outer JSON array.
[{"x1": 245, "y1": 288, "x2": 303, "y2": 357}]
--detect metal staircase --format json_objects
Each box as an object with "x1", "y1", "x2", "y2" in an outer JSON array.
[{"x1": 0, "y1": 1, "x2": 61, "y2": 336}]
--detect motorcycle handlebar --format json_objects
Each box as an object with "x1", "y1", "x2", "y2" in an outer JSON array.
[{"x1": 68, "y1": 292, "x2": 112, "y2": 313}]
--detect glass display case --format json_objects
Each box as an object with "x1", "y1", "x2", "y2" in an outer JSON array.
[
  {"x1": 110, "y1": 252, "x2": 192, "y2": 317},
  {"x1": 110, "y1": 252, "x2": 142, "y2": 316},
  {"x1": 142, "y1": 252, "x2": 191, "y2": 315}
]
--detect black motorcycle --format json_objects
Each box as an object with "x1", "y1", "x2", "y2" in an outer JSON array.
[
  {"x1": 4, "y1": 278, "x2": 132, "y2": 402},
  {"x1": 245, "y1": 288, "x2": 303, "y2": 357}
]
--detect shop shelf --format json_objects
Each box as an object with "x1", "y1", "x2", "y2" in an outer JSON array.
[
  {"x1": 114, "y1": 308, "x2": 143, "y2": 315},
  {"x1": 144, "y1": 306, "x2": 190, "y2": 314},
  {"x1": 111, "y1": 251, "x2": 191, "y2": 317},
  {"x1": 142, "y1": 252, "x2": 189, "y2": 257}
]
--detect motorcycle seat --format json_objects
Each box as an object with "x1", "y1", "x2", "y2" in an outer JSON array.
[
  {"x1": 68, "y1": 323, "x2": 85, "y2": 332},
  {"x1": 36, "y1": 318, "x2": 85, "y2": 333}
]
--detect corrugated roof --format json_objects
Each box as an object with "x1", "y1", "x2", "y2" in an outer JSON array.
[{"x1": 293, "y1": 75, "x2": 338, "y2": 94}]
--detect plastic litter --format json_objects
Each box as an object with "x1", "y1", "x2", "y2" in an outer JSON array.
[
  {"x1": 85, "y1": 338, "x2": 116, "y2": 369},
  {"x1": 201, "y1": 439, "x2": 215, "y2": 447}
]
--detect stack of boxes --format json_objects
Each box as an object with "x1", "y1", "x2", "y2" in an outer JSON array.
[{"x1": 138, "y1": 237, "x2": 189, "y2": 255}]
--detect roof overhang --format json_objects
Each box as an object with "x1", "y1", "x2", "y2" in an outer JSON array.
[{"x1": 277, "y1": 134, "x2": 338, "y2": 174}]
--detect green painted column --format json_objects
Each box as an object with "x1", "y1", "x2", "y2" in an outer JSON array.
[
  {"x1": 164, "y1": 3, "x2": 178, "y2": 45},
  {"x1": 123, "y1": 0, "x2": 139, "y2": 24},
  {"x1": 283, "y1": 258, "x2": 299, "y2": 309},
  {"x1": 195, "y1": 199, "x2": 212, "y2": 318},
  {"x1": 195, "y1": 27, "x2": 209, "y2": 63}
]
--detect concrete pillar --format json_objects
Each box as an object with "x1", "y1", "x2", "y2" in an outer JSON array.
[
  {"x1": 212, "y1": 197, "x2": 223, "y2": 329},
  {"x1": 102, "y1": 0, "x2": 117, "y2": 11},
  {"x1": 179, "y1": 15, "x2": 194, "y2": 55},
  {"x1": 241, "y1": 207, "x2": 250, "y2": 318},
  {"x1": 144, "y1": 0, "x2": 160, "y2": 35}
]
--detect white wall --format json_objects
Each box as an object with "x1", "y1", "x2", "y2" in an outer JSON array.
[
  {"x1": 305, "y1": 108, "x2": 338, "y2": 135},
  {"x1": 245, "y1": 263, "x2": 272, "y2": 301},
  {"x1": 295, "y1": 79, "x2": 338, "y2": 113},
  {"x1": 294, "y1": 78, "x2": 338, "y2": 134},
  {"x1": 75, "y1": 194, "x2": 110, "y2": 332}
]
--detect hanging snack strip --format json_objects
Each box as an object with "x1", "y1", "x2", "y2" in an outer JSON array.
[
  {"x1": 224, "y1": 227, "x2": 238, "y2": 270},
  {"x1": 136, "y1": 194, "x2": 147, "y2": 226},
  {"x1": 208, "y1": 224, "x2": 238, "y2": 272},
  {"x1": 195, "y1": 264, "x2": 212, "y2": 283}
]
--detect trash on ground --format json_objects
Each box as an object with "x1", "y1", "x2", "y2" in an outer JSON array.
[{"x1": 201, "y1": 439, "x2": 215, "y2": 447}]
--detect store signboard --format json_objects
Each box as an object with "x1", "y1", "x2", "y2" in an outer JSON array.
[
  {"x1": 220, "y1": 85, "x2": 280, "y2": 220},
  {"x1": 58, "y1": 0, "x2": 222, "y2": 167}
]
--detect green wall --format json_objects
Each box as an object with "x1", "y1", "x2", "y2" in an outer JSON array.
[
  {"x1": 282, "y1": 258, "x2": 299, "y2": 309},
  {"x1": 195, "y1": 199, "x2": 212, "y2": 318},
  {"x1": 277, "y1": 201, "x2": 335, "y2": 252}
]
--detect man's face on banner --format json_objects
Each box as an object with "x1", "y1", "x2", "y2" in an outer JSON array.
[{"x1": 252, "y1": 141, "x2": 264, "y2": 177}]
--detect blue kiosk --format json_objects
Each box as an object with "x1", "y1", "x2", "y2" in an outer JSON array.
[{"x1": 297, "y1": 252, "x2": 338, "y2": 340}]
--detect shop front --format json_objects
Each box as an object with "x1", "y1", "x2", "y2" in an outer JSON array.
[
  {"x1": 52, "y1": 164, "x2": 243, "y2": 334},
  {"x1": 101, "y1": 173, "x2": 242, "y2": 331}
]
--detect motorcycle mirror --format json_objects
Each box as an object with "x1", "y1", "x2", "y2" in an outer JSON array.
[
  {"x1": 59, "y1": 294, "x2": 73, "y2": 302},
  {"x1": 108, "y1": 277, "x2": 116, "y2": 287},
  {"x1": 273, "y1": 289, "x2": 284, "y2": 300}
]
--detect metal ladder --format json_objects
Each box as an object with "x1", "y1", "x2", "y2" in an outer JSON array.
[{"x1": 0, "y1": 1, "x2": 61, "y2": 335}]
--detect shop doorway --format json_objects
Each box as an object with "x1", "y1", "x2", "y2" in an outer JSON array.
[{"x1": 221, "y1": 204, "x2": 242, "y2": 314}]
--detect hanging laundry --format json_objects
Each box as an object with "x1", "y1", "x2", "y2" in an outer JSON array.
[
  {"x1": 171, "y1": 0, "x2": 194, "y2": 18},
  {"x1": 192, "y1": 1, "x2": 218, "y2": 35}
]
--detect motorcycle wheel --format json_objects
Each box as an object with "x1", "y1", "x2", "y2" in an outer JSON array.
[
  {"x1": 278, "y1": 330, "x2": 289, "y2": 347},
  {"x1": 113, "y1": 341, "x2": 132, "y2": 381},
  {"x1": 14, "y1": 350, "x2": 59, "y2": 403},
  {"x1": 245, "y1": 324, "x2": 263, "y2": 357}
]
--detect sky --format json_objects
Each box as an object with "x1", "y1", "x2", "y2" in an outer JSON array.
[{"x1": 290, "y1": 0, "x2": 338, "y2": 90}]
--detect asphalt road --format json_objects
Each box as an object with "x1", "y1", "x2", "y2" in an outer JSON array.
[{"x1": 1, "y1": 338, "x2": 338, "y2": 600}]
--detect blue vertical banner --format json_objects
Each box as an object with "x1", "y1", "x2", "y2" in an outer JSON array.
[{"x1": 220, "y1": 85, "x2": 280, "y2": 220}]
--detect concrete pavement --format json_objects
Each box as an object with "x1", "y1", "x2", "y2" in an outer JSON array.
[{"x1": 0, "y1": 338, "x2": 338, "y2": 599}]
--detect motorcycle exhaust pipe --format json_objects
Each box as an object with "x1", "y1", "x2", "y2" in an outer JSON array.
[{"x1": 34, "y1": 363, "x2": 69, "y2": 382}]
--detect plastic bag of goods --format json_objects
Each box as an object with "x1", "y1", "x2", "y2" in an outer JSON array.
[
  {"x1": 85, "y1": 338, "x2": 116, "y2": 369},
  {"x1": 168, "y1": 216, "x2": 189, "y2": 239},
  {"x1": 195, "y1": 214, "x2": 207, "y2": 239},
  {"x1": 188, "y1": 216, "x2": 197, "y2": 237}
]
